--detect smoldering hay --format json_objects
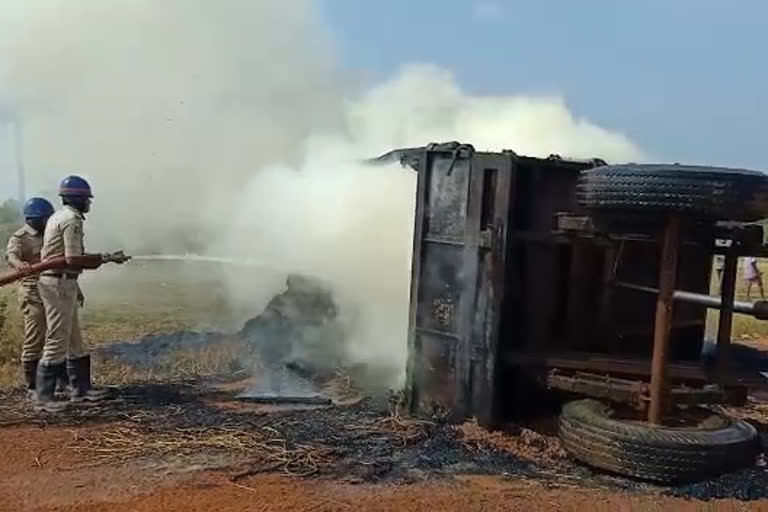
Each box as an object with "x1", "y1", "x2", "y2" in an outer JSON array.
[{"x1": 0, "y1": 1, "x2": 644, "y2": 387}]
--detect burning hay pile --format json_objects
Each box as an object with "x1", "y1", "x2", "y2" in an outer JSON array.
[
  {"x1": 239, "y1": 275, "x2": 344, "y2": 369},
  {"x1": 95, "y1": 274, "x2": 356, "y2": 400}
]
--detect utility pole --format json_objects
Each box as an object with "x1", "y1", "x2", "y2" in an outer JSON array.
[
  {"x1": 12, "y1": 118, "x2": 25, "y2": 204},
  {"x1": 0, "y1": 100, "x2": 25, "y2": 205}
]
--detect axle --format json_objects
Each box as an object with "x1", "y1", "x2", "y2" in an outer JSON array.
[{"x1": 614, "y1": 281, "x2": 768, "y2": 320}]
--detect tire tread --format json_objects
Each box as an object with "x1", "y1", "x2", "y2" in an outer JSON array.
[{"x1": 558, "y1": 399, "x2": 760, "y2": 483}]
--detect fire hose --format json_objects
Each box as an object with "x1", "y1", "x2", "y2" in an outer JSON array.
[{"x1": 0, "y1": 251, "x2": 132, "y2": 287}]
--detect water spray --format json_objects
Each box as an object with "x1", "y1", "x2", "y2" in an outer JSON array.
[
  {"x1": 1, "y1": 252, "x2": 275, "y2": 288},
  {"x1": 131, "y1": 254, "x2": 258, "y2": 265},
  {"x1": 130, "y1": 253, "x2": 301, "y2": 275}
]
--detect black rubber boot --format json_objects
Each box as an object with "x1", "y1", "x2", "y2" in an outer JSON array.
[
  {"x1": 67, "y1": 355, "x2": 109, "y2": 403},
  {"x1": 22, "y1": 359, "x2": 38, "y2": 400},
  {"x1": 34, "y1": 362, "x2": 69, "y2": 413},
  {"x1": 54, "y1": 364, "x2": 70, "y2": 398}
]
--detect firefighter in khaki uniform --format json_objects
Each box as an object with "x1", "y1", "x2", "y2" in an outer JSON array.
[
  {"x1": 36, "y1": 176, "x2": 123, "y2": 410},
  {"x1": 5, "y1": 197, "x2": 60, "y2": 399}
]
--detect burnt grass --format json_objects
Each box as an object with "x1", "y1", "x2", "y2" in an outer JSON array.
[
  {"x1": 3, "y1": 381, "x2": 537, "y2": 484},
  {"x1": 0, "y1": 379, "x2": 766, "y2": 502},
  {"x1": 3, "y1": 275, "x2": 766, "y2": 501}
]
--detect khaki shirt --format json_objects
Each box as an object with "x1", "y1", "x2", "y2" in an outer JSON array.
[
  {"x1": 5, "y1": 224, "x2": 43, "y2": 287},
  {"x1": 41, "y1": 205, "x2": 85, "y2": 274}
]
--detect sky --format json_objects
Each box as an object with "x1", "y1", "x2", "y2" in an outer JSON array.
[
  {"x1": 1, "y1": 0, "x2": 767, "y2": 200},
  {"x1": 317, "y1": 0, "x2": 768, "y2": 168}
]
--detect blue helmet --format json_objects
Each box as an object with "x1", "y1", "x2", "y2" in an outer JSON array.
[
  {"x1": 23, "y1": 197, "x2": 54, "y2": 219},
  {"x1": 59, "y1": 175, "x2": 93, "y2": 198}
]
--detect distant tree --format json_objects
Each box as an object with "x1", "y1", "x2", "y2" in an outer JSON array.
[
  {"x1": 0, "y1": 198, "x2": 23, "y2": 262},
  {"x1": 0, "y1": 199, "x2": 21, "y2": 225}
]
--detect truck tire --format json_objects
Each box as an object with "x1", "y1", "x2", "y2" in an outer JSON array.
[
  {"x1": 577, "y1": 164, "x2": 768, "y2": 223},
  {"x1": 558, "y1": 399, "x2": 760, "y2": 483}
]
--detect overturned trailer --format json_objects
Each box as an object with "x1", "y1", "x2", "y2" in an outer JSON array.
[{"x1": 370, "y1": 142, "x2": 768, "y2": 483}]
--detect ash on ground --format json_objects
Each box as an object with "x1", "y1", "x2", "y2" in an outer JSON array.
[
  {"x1": 1, "y1": 380, "x2": 766, "y2": 501},
  {"x1": 8, "y1": 274, "x2": 765, "y2": 501},
  {"x1": 236, "y1": 366, "x2": 328, "y2": 403}
]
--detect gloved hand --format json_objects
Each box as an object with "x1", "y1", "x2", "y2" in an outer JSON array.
[{"x1": 77, "y1": 285, "x2": 85, "y2": 308}]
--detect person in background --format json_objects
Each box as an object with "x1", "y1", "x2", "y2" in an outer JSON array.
[
  {"x1": 744, "y1": 256, "x2": 765, "y2": 300},
  {"x1": 4, "y1": 197, "x2": 63, "y2": 400},
  {"x1": 714, "y1": 254, "x2": 725, "y2": 292}
]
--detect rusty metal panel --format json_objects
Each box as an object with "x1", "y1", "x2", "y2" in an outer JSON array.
[
  {"x1": 424, "y1": 157, "x2": 469, "y2": 239},
  {"x1": 406, "y1": 148, "x2": 471, "y2": 416},
  {"x1": 411, "y1": 333, "x2": 458, "y2": 412},
  {"x1": 406, "y1": 147, "x2": 514, "y2": 422},
  {"x1": 465, "y1": 153, "x2": 515, "y2": 427},
  {"x1": 415, "y1": 244, "x2": 463, "y2": 334}
]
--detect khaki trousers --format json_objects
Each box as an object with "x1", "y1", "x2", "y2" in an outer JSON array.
[
  {"x1": 18, "y1": 284, "x2": 46, "y2": 363},
  {"x1": 38, "y1": 276, "x2": 85, "y2": 365}
]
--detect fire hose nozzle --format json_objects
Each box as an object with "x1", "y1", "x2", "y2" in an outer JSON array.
[{"x1": 102, "y1": 250, "x2": 132, "y2": 264}]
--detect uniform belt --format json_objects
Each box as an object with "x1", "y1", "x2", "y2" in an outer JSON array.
[{"x1": 43, "y1": 272, "x2": 79, "y2": 280}]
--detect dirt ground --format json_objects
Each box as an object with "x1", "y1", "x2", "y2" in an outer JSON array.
[
  {"x1": 0, "y1": 396, "x2": 765, "y2": 512},
  {"x1": 1, "y1": 270, "x2": 767, "y2": 511},
  {"x1": 0, "y1": 425, "x2": 763, "y2": 512}
]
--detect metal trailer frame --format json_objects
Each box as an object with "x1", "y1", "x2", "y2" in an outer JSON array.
[{"x1": 372, "y1": 142, "x2": 768, "y2": 427}]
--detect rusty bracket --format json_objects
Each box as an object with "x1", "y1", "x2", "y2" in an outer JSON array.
[
  {"x1": 554, "y1": 213, "x2": 595, "y2": 233},
  {"x1": 444, "y1": 143, "x2": 475, "y2": 176},
  {"x1": 547, "y1": 370, "x2": 646, "y2": 408},
  {"x1": 546, "y1": 370, "x2": 732, "y2": 409}
]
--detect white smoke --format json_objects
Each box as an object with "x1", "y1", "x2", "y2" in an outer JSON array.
[
  {"x1": 0, "y1": 1, "x2": 644, "y2": 387},
  {"x1": 0, "y1": 0, "x2": 346, "y2": 252}
]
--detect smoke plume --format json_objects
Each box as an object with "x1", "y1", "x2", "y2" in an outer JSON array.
[{"x1": 0, "y1": 1, "x2": 643, "y2": 387}]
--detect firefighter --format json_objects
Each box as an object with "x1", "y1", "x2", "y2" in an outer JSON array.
[
  {"x1": 36, "y1": 175, "x2": 120, "y2": 410},
  {"x1": 5, "y1": 197, "x2": 58, "y2": 400}
]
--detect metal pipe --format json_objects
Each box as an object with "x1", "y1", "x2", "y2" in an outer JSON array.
[
  {"x1": 613, "y1": 281, "x2": 768, "y2": 320},
  {"x1": 648, "y1": 217, "x2": 681, "y2": 424}
]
